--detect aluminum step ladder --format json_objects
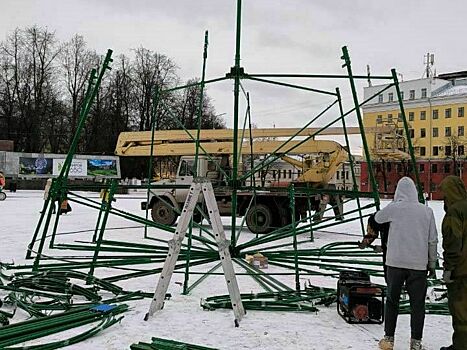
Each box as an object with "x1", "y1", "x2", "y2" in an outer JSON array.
[{"x1": 144, "y1": 178, "x2": 245, "y2": 326}]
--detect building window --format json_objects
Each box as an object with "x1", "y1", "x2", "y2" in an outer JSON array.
[
  {"x1": 459, "y1": 145, "x2": 465, "y2": 156},
  {"x1": 288, "y1": 170, "x2": 292, "y2": 179},
  {"x1": 459, "y1": 107, "x2": 464, "y2": 117},
  {"x1": 445, "y1": 108, "x2": 452, "y2": 118},
  {"x1": 400, "y1": 91, "x2": 404, "y2": 100},
  {"x1": 420, "y1": 147, "x2": 426, "y2": 156},
  {"x1": 378, "y1": 94, "x2": 383, "y2": 103},
  {"x1": 445, "y1": 127, "x2": 452, "y2": 137},
  {"x1": 336, "y1": 172, "x2": 340, "y2": 180},
  {"x1": 420, "y1": 128, "x2": 426, "y2": 138},
  {"x1": 433, "y1": 146, "x2": 439, "y2": 156},
  {"x1": 388, "y1": 92, "x2": 394, "y2": 102},
  {"x1": 432, "y1": 163, "x2": 438, "y2": 173},
  {"x1": 376, "y1": 115, "x2": 382, "y2": 123},
  {"x1": 283, "y1": 170, "x2": 286, "y2": 178},
  {"x1": 409, "y1": 90, "x2": 415, "y2": 100},
  {"x1": 421, "y1": 88, "x2": 427, "y2": 98},
  {"x1": 433, "y1": 109, "x2": 439, "y2": 119},
  {"x1": 420, "y1": 111, "x2": 426, "y2": 120},
  {"x1": 446, "y1": 146, "x2": 452, "y2": 157},
  {"x1": 409, "y1": 129, "x2": 415, "y2": 138},
  {"x1": 459, "y1": 126, "x2": 464, "y2": 137},
  {"x1": 433, "y1": 127, "x2": 439, "y2": 137},
  {"x1": 398, "y1": 113, "x2": 402, "y2": 122},
  {"x1": 420, "y1": 163, "x2": 425, "y2": 172},
  {"x1": 272, "y1": 170, "x2": 276, "y2": 179},
  {"x1": 444, "y1": 163, "x2": 451, "y2": 173},
  {"x1": 408, "y1": 112, "x2": 414, "y2": 122},
  {"x1": 388, "y1": 114, "x2": 393, "y2": 123}
]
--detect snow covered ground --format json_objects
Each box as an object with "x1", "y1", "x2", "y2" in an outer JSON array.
[{"x1": 0, "y1": 191, "x2": 453, "y2": 349}]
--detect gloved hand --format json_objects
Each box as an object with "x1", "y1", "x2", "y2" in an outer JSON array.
[
  {"x1": 443, "y1": 270, "x2": 454, "y2": 284},
  {"x1": 358, "y1": 237, "x2": 372, "y2": 249},
  {"x1": 427, "y1": 267, "x2": 436, "y2": 279},
  {"x1": 373, "y1": 245, "x2": 383, "y2": 253}
]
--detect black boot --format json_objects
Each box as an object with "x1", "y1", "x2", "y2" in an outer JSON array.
[{"x1": 440, "y1": 346, "x2": 454, "y2": 350}]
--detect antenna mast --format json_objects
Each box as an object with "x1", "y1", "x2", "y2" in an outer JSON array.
[{"x1": 424, "y1": 52, "x2": 435, "y2": 78}]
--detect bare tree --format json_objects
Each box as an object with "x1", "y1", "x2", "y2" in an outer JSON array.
[
  {"x1": 132, "y1": 47, "x2": 178, "y2": 131},
  {"x1": 59, "y1": 34, "x2": 96, "y2": 138},
  {"x1": 175, "y1": 78, "x2": 225, "y2": 130}
]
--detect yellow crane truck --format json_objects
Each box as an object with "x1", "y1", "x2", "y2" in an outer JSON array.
[{"x1": 115, "y1": 128, "x2": 350, "y2": 233}]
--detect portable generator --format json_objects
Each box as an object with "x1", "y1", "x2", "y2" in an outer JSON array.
[{"x1": 337, "y1": 271, "x2": 384, "y2": 324}]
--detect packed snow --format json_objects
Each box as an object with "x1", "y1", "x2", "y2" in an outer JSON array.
[{"x1": 0, "y1": 191, "x2": 453, "y2": 349}]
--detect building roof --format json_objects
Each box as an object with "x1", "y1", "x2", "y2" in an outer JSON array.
[
  {"x1": 434, "y1": 84, "x2": 467, "y2": 97},
  {"x1": 438, "y1": 71, "x2": 467, "y2": 80}
]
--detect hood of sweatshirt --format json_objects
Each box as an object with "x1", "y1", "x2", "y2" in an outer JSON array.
[
  {"x1": 439, "y1": 175, "x2": 467, "y2": 208},
  {"x1": 394, "y1": 177, "x2": 419, "y2": 203}
]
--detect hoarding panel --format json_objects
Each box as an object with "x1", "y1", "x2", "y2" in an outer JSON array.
[
  {"x1": 53, "y1": 159, "x2": 87, "y2": 177},
  {"x1": 19, "y1": 157, "x2": 53, "y2": 176},
  {"x1": 87, "y1": 159, "x2": 118, "y2": 177}
]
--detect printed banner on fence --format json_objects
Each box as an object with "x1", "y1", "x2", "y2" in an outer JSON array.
[
  {"x1": 53, "y1": 159, "x2": 88, "y2": 177},
  {"x1": 87, "y1": 159, "x2": 118, "y2": 177},
  {"x1": 19, "y1": 157, "x2": 53, "y2": 175}
]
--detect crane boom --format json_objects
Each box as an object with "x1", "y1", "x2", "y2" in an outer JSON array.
[
  {"x1": 115, "y1": 126, "x2": 390, "y2": 156},
  {"x1": 116, "y1": 139, "x2": 346, "y2": 157}
]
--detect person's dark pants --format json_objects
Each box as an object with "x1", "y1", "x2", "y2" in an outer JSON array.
[
  {"x1": 447, "y1": 279, "x2": 467, "y2": 350},
  {"x1": 385, "y1": 266, "x2": 427, "y2": 340}
]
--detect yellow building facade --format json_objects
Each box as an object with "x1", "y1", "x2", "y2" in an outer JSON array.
[{"x1": 362, "y1": 76, "x2": 467, "y2": 160}]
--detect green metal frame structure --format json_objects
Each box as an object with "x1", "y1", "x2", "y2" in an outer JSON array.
[{"x1": 20, "y1": 0, "x2": 423, "y2": 297}]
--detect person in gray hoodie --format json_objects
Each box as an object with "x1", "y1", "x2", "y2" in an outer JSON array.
[{"x1": 375, "y1": 177, "x2": 438, "y2": 350}]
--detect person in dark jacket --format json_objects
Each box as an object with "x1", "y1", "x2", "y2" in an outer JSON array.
[
  {"x1": 360, "y1": 213, "x2": 390, "y2": 281},
  {"x1": 439, "y1": 176, "x2": 467, "y2": 350}
]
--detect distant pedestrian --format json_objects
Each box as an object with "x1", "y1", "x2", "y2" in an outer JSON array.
[
  {"x1": 41, "y1": 178, "x2": 56, "y2": 214},
  {"x1": 439, "y1": 176, "x2": 467, "y2": 350},
  {"x1": 0, "y1": 171, "x2": 5, "y2": 189},
  {"x1": 60, "y1": 198, "x2": 71, "y2": 214},
  {"x1": 374, "y1": 177, "x2": 438, "y2": 350}
]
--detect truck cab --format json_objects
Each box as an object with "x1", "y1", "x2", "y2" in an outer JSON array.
[{"x1": 143, "y1": 155, "x2": 224, "y2": 226}]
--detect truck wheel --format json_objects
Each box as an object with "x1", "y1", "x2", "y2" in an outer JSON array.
[
  {"x1": 246, "y1": 204, "x2": 273, "y2": 234},
  {"x1": 0, "y1": 192, "x2": 6, "y2": 201},
  {"x1": 151, "y1": 200, "x2": 177, "y2": 226},
  {"x1": 193, "y1": 211, "x2": 203, "y2": 224}
]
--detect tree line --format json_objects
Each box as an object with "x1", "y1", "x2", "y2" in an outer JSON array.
[{"x1": 0, "y1": 26, "x2": 225, "y2": 155}]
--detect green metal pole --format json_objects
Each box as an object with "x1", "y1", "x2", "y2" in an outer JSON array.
[
  {"x1": 32, "y1": 200, "x2": 56, "y2": 271},
  {"x1": 391, "y1": 69, "x2": 424, "y2": 203},
  {"x1": 48, "y1": 201, "x2": 61, "y2": 248},
  {"x1": 305, "y1": 183, "x2": 314, "y2": 242},
  {"x1": 87, "y1": 180, "x2": 118, "y2": 281},
  {"x1": 289, "y1": 184, "x2": 300, "y2": 292},
  {"x1": 230, "y1": 0, "x2": 243, "y2": 247},
  {"x1": 341, "y1": 46, "x2": 380, "y2": 209},
  {"x1": 183, "y1": 31, "x2": 209, "y2": 295},
  {"x1": 145, "y1": 87, "x2": 160, "y2": 238},
  {"x1": 27, "y1": 194, "x2": 52, "y2": 259},
  {"x1": 336, "y1": 87, "x2": 365, "y2": 236},
  {"x1": 92, "y1": 184, "x2": 108, "y2": 243}
]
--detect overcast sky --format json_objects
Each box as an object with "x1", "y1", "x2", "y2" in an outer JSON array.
[{"x1": 1, "y1": 0, "x2": 466, "y2": 151}]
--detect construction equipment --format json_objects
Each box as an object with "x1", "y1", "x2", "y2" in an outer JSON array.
[
  {"x1": 337, "y1": 270, "x2": 384, "y2": 324},
  {"x1": 145, "y1": 178, "x2": 245, "y2": 326},
  {"x1": 115, "y1": 127, "x2": 389, "y2": 156},
  {"x1": 116, "y1": 128, "x2": 350, "y2": 233}
]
